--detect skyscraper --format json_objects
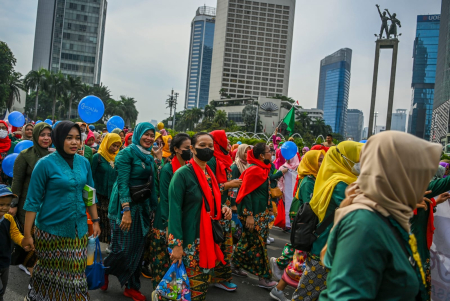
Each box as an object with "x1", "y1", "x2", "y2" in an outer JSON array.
[
  {"x1": 392, "y1": 109, "x2": 407, "y2": 132},
  {"x1": 432, "y1": 0, "x2": 450, "y2": 142},
  {"x1": 346, "y1": 109, "x2": 363, "y2": 141},
  {"x1": 408, "y1": 14, "x2": 440, "y2": 140},
  {"x1": 184, "y1": 6, "x2": 216, "y2": 109},
  {"x1": 317, "y1": 48, "x2": 352, "y2": 136},
  {"x1": 208, "y1": 0, "x2": 296, "y2": 102},
  {"x1": 32, "y1": 0, "x2": 107, "y2": 85}
]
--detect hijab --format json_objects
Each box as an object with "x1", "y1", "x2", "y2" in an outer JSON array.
[
  {"x1": 111, "y1": 128, "x2": 122, "y2": 135},
  {"x1": 130, "y1": 122, "x2": 155, "y2": 165},
  {"x1": 98, "y1": 133, "x2": 122, "y2": 166},
  {"x1": 21, "y1": 122, "x2": 52, "y2": 169},
  {"x1": 85, "y1": 130, "x2": 95, "y2": 146},
  {"x1": 309, "y1": 141, "x2": 363, "y2": 222},
  {"x1": 0, "y1": 121, "x2": 12, "y2": 154},
  {"x1": 439, "y1": 162, "x2": 449, "y2": 178},
  {"x1": 210, "y1": 130, "x2": 233, "y2": 183},
  {"x1": 124, "y1": 132, "x2": 133, "y2": 147},
  {"x1": 302, "y1": 146, "x2": 310, "y2": 153},
  {"x1": 231, "y1": 144, "x2": 239, "y2": 152},
  {"x1": 294, "y1": 150, "x2": 325, "y2": 199},
  {"x1": 51, "y1": 121, "x2": 81, "y2": 169},
  {"x1": 278, "y1": 152, "x2": 300, "y2": 192},
  {"x1": 433, "y1": 165, "x2": 446, "y2": 181},
  {"x1": 235, "y1": 144, "x2": 249, "y2": 174},
  {"x1": 21, "y1": 123, "x2": 34, "y2": 141},
  {"x1": 162, "y1": 135, "x2": 172, "y2": 158}
]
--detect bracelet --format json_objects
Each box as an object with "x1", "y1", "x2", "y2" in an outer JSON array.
[
  {"x1": 91, "y1": 218, "x2": 100, "y2": 223},
  {"x1": 121, "y1": 206, "x2": 130, "y2": 214}
]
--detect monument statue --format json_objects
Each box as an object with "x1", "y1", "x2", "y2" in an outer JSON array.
[
  {"x1": 375, "y1": 5, "x2": 401, "y2": 39},
  {"x1": 385, "y1": 9, "x2": 401, "y2": 39},
  {"x1": 376, "y1": 4, "x2": 389, "y2": 39}
]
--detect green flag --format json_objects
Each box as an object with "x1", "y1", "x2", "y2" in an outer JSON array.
[{"x1": 283, "y1": 107, "x2": 295, "y2": 133}]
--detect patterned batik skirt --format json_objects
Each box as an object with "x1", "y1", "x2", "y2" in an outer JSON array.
[
  {"x1": 26, "y1": 228, "x2": 89, "y2": 301},
  {"x1": 150, "y1": 228, "x2": 171, "y2": 288},
  {"x1": 232, "y1": 211, "x2": 272, "y2": 279},
  {"x1": 211, "y1": 219, "x2": 233, "y2": 283},
  {"x1": 292, "y1": 256, "x2": 329, "y2": 301},
  {"x1": 276, "y1": 243, "x2": 295, "y2": 269},
  {"x1": 104, "y1": 215, "x2": 146, "y2": 290},
  {"x1": 96, "y1": 193, "x2": 111, "y2": 244}
]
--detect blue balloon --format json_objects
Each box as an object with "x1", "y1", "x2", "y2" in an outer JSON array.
[
  {"x1": 36, "y1": 120, "x2": 42, "y2": 124},
  {"x1": 8, "y1": 111, "x2": 25, "y2": 127},
  {"x1": 237, "y1": 141, "x2": 242, "y2": 145},
  {"x1": 107, "y1": 116, "x2": 125, "y2": 133},
  {"x1": 280, "y1": 141, "x2": 298, "y2": 160},
  {"x1": 89, "y1": 125, "x2": 95, "y2": 131},
  {"x1": 78, "y1": 95, "x2": 105, "y2": 123},
  {"x1": 53, "y1": 121, "x2": 61, "y2": 129},
  {"x1": 2, "y1": 153, "x2": 18, "y2": 177},
  {"x1": 359, "y1": 140, "x2": 367, "y2": 143},
  {"x1": 14, "y1": 140, "x2": 34, "y2": 153},
  {"x1": 44, "y1": 119, "x2": 53, "y2": 125}
]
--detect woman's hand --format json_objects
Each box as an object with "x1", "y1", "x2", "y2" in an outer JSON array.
[
  {"x1": 222, "y1": 206, "x2": 232, "y2": 220},
  {"x1": 245, "y1": 215, "x2": 254, "y2": 231},
  {"x1": 92, "y1": 222, "x2": 101, "y2": 238},
  {"x1": 171, "y1": 245, "x2": 184, "y2": 267},
  {"x1": 225, "y1": 179, "x2": 242, "y2": 190},
  {"x1": 22, "y1": 236, "x2": 34, "y2": 252},
  {"x1": 435, "y1": 192, "x2": 450, "y2": 205},
  {"x1": 417, "y1": 197, "x2": 431, "y2": 211},
  {"x1": 120, "y1": 211, "x2": 132, "y2": 232},
  {"x1": 280, "y1": 167, "x2": 288, "y2": 174},
  {"x1": 153, "y1": 145, "x2": 163, "y2": 161}
]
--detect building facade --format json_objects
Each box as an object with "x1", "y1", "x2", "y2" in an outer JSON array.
[
  {"x1": 316, "y1": 48, "x2": 352, "y2": 137},
  {"x1": 432, "y1": 0, "x2": 450, "y2": 142},
  {"x1": 346, "y1": 109, "x2": 363, "y2": 141},
  {"x1": 297, "y1": 108, "x2": 323, "y2": 121},
  {"x1": 392, "y1": 109, "x2": 407, "y2": 132},
  {"x1": 408, "y1": 14, "x2": 440, "y2": 140},
  {"x1": 208, "y1": 0, "x2": 296, "y2": 102},
  {"x1": 185, "y1": 6, "x2": 216, "y2": 109},
  {"x1": 32, "y1": 0, "x2": 107, "y2": 85}
]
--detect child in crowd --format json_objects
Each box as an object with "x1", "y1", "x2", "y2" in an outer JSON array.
[{"x1": 0, "y1": 184, "x2": 27, "y2": 301}]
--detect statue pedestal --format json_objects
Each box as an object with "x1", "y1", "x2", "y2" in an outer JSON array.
[{"x1": 368, "y1": 38, "x2": 399, "y2": 137}]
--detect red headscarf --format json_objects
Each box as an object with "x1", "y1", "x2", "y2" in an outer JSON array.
[
  {"x1": 311, "y1": 144, "x2": 329, "y2": 152},
  {"x1": 85, "y1": 130, "x2": 95, "y2": 146},
  {"x1": 124, "y1": 133, "x2": 133, "y2": 147},
  {"x1": 210, "y1": 130, "x2": 232, "y2": 183},
  {"x1": 236, "y1": 149, "x2": 271, "y2": 204},
  {"x1": 231, "y1": 149, "x2": 238, "y2": 161},
  {"x1": 190, "y1": 160, "x2": 225, "y2": 269},
  {"x1": 0, "y1": 121, "x2": 12, "y2": 154}
]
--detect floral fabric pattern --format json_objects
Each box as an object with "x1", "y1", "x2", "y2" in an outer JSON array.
[{"x1": 150, "y1": 228, "x2": 171, "y2": 288}]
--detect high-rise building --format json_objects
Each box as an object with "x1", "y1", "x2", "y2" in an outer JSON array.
[
  {"x1": 346, "y1": 109, "x2": 363, "y2": 141},
  {"x1": 184, "y1": 6, "x2": 216, "y2": 109},
  {"x1": 362, "y1": 127, "x2": 368, "y2": 139},
  {"x1": 32, "y1": 0, "x2": 107, "y2": 85},
  {"x1": 317, "y1": 48, "x2": 352, "y2": 136},
  {"x1": 432, "y1": 0, "x2": 450, "y2": 142},
  {"x1": 208, "y1": 0, "x2": 296, "y2": 102},
  {"x1": 392, "y1": 109, "x2": 407, "y2": 132},
  {"x1": 408, "y1": 14, "x2": 440, "y2": 140}
]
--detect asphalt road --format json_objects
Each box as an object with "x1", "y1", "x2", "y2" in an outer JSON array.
[{"x1": 6, "y1": 228, "x2": 294, "y2": 301}]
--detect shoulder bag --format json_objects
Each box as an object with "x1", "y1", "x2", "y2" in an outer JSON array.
[{"x1": 129, "y1": 162, "x2": 154, "y2": 203}]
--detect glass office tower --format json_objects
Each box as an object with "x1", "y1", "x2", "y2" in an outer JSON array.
[
  {"x1": 408, "y1": 14, "x2": 440, "y2": 140},
  {"x1": 346, "y1": 109, "x2": 363, "y2": 141},
  {"x1": 184, "y1": 6, "x2": 216, "y2": 109},
  {"x1": 316, "y1": 48, "x2": 352, "y2": 136}
]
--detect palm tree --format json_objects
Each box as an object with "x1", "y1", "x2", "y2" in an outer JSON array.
[
  {"x1": 65, "y1": 75, "x2": 82, "y2": 119},
  {"x1": 91, "y1": 83, "x2": 111, "y2": 102},
  {"x1": 213, "y1": 110, "x2": 227, "y2": 127},
  {"x1": 6, "y1": 71, "x2": 23, "y2": 111},
  {"x1": 203, "y1": 104, "x2": 216, "y2": 121},
  {"x1": 24, "y1": 68, "x2": 48, "y2": 119},
  {"x1": 119, "y1": 96, "x2": 139, "y2": 127},
  {"x1": 45, "y1": 71, "x2": 67, "y2": 121}
]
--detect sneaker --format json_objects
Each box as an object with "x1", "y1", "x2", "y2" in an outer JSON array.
[
  {"x1": 258, "y1": 278, "x2": 277, "y2": 289},
  {"x1": 267, "y1": 239, "x2": 271, "y2": 245},
  {"x1": 270, "y1": 287, "x2": 289, "y2": 301},
  {"x1": 231, "y1": 267, "x2": 248, "y2": 278},
  {"x1": 19, "y1": 264, "x2": 31, "y2": 276},
  {"x1": 268, "y1": 237, "x2": 275, "y2": 243},
  {"x1": 214, "y1": 281, "x2": 237, "y2": 291},
  {"x1": 270, "y1": 257, "x2": 283, "y2": 281},
  {"x1": 124, "y1": 288, "x2": 146, "y2": 301},
  {"x1": 141, "y1": 265, "x2": 152, "y2": 279},
  {"x1": 28, "y1": 284, "x2": 31, "y2": 290},
  {"x1": 100, "y1": 274, "x2": 109, "y2": 291}
]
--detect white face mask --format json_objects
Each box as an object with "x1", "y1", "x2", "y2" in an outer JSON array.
[
  {"x1": 271, "y1": 155, "x2": 276, "y2": 162},
  {"x1": 0, "y1": 130, "x2": 8, "y2": 139},
  {"x1": 81, "y1": 133, "x2": 87, "y2": 142}
]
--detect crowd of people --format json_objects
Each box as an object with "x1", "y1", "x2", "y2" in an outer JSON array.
[{"x1": 0, "y1": 120, "x2": 448, "y2": 301}]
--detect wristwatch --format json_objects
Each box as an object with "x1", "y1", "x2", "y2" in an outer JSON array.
[{"x1": 91, "y1": 218, "x2": 100, "y2": 223}]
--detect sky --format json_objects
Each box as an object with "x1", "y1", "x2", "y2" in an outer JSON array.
[{"x1": 0, "y1": 0, "x2": 442, "y2": 128}]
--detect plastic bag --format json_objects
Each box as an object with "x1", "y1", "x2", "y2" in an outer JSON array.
[
  {"x1": 85, "y1": 237, "x2": 106, "y2": 290},
  {"x1": 155, "y1": 248, "x2": 191, "y2": 301}
]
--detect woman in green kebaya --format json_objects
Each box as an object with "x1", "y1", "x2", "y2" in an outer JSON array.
[{"x1": 167, "y1": 132, "x2": 232, "y2": 301}]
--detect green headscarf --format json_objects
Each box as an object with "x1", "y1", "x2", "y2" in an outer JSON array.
[
  {"x1": 23, "y1": 122, "x2": 52, "y2": 168},
  {"x1": 130, "y1": 122, "x2": 155, "y2": 165},
  {"x1": 111, "y1": 128, "x2": 122, "y2": 134}
]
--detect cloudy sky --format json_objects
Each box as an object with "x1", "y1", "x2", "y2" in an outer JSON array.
[{"x1": 0, "y1": 0, "x2": 441, "y2": 128}]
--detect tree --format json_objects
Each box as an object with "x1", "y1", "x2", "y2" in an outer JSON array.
[
  {"x1": 6, "y1": 71, "x2": 23, "y2": 111},
  {"x1": 203, "y1": 104, "x2": 216, "y2": 121},
  {"x1": 213, "y1": 110, "x2": 227, "y2": 127},
  {"x1": 242, "y1": 104, "x2": 262, "y2": 132},
  {"x1": 90, "y1": 83, "x2": 111, "y2": 102},
  {"x1": 119, "y1": 95, "x2": 139, "y2": 127},
  {"x1": 45, "y1": 71, "x2": 67, "y2": 121},
  {"x1": 24, "y1": 90, "x2": 53, "y2": 120},
  {"x1": 24, "y1": 68, "x2": 48, "y2": 119},
  {"x1": 65, "y1": 75, "x2": 83, "y2": 119},
  {"x1": 0, "y1": 41, "x2": 17, "y2": 107}
]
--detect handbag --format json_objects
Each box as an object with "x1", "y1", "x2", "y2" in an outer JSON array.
[
  {"x1": 188, "y1": 165, "x2": 224, "y2": 244},
  {"x1": 85, "y1": 237, "x2": 107, "y2": 290},
  {"x1": 129, "y1": 165, "x2": 153, "y2": 203},
  {"x1": 270, "y1": 186, "x2": 283, "y2": 198}
]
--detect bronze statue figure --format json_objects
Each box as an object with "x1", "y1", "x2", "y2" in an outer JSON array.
[
  {"x1": 376, "y1": 4, "x2": 389, "y2": 39},
  {"x1": 385, "y1": 9, "x2": 401, "y2": 39}
]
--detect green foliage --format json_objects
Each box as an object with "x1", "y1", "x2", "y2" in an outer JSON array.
[{"x1": 0, "y1": 41, "x2": 17, "y2": 107}]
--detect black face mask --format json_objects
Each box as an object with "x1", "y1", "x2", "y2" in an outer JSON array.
[
  {"x1": 195, "y1": 147, "x2": 214, "y2": 162},
  {"x1": 180, "y1": 149, "x2": 192, "y2": 161},
  {"x1": 263, "y1": 159, "x2": 271, "y2": 165}
]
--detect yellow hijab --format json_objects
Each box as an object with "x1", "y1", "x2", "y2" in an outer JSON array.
[
  {"x1": 162, "y1": 135, "x2": 172, "y2": 158},
  {"x1": 98, "y1": 133, "x2": 122, "y2": 163},
  {"x1": 295, "y1": 150, "x2": 325, "y2": 199},
  {"x1": 309, "y1": 141, "x2": 363, "y2": 221}
]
